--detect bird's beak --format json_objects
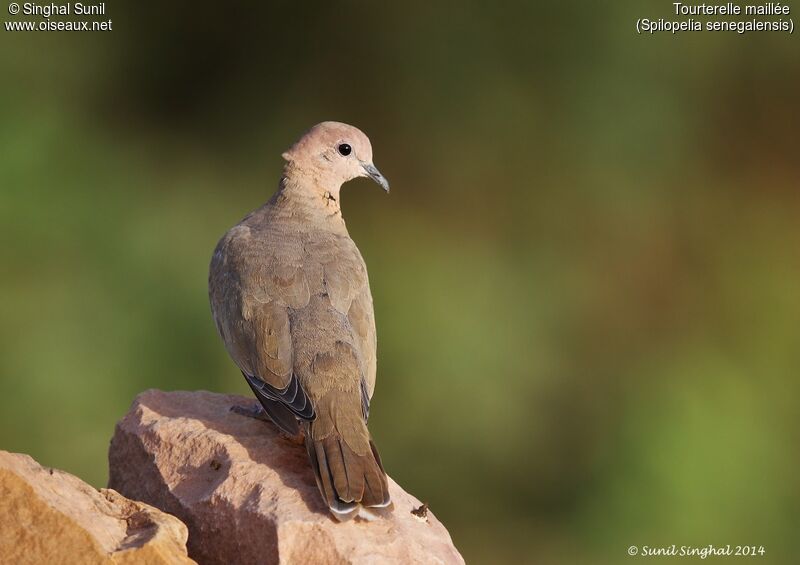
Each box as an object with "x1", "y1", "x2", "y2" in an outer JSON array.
[{"x1": 361, "y1": 163, "x2": 390, "y2": 193}]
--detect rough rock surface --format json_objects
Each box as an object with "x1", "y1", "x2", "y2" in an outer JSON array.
[
  {"x1": 108, "y1": 389, "x2": 464, "y2": 565},
  {"x1": 0, "y1": 450, "x2": 195, "y2": 565}
]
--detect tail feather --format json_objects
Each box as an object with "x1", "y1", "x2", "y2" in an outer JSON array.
[
  {"x1": 306, "y1": 435, "x2": 390, "y2": 520},
  {"x1": 337, "y1": 440, "x2": 365, "y2": 503},
  {"x1": 365, "y1": 439, "x2": 391, "y2": 507}
]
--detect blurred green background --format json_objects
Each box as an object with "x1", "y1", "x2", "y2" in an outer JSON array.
[{"x1": 1, "y1": 2, "x2": 798, "y2": 563}]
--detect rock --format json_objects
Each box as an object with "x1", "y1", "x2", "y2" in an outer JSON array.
[
  {"x1": 0, "y1": 450, "x2": 195, "y2": 565},
  {"x1": 109, "y1": 390, "x2": 465, "y2": 565}
]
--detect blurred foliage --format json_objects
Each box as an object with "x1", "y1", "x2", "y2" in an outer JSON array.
[{"x1": 1, "y1": 1, "x2": 798, "y2": 563}]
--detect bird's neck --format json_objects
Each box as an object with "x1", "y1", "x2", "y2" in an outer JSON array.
[{"x1": 275, "y1": 166, "x2": 348, "y2": 232}]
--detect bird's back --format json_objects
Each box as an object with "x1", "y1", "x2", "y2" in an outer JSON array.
[{"x1": 210, "y1": 195, "x2": 376, "y2": 399}]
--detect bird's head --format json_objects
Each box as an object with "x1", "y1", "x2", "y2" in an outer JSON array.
[{"x1": 282, "y1": 121, "x2": 389, "y2": 194}]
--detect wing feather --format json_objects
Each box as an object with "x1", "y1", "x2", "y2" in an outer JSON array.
[{"x1": 210, "y1": 231, "x2": 315, "y2": 430}]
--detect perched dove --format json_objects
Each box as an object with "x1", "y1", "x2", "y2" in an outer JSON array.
[{"x1": 208, "y1": 122, "x2": 392, "y2": 520}]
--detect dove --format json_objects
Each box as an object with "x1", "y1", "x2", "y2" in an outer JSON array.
[{"x1": 208, "y1": 122, "x2": 392, "y2": 520}]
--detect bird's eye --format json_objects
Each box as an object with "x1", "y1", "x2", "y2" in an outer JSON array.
[{"x1": 337, "y1": 143, "x2": 352, "y2": 156}]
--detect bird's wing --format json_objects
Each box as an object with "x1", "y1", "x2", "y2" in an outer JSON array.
[
  {"x1": 209, "y1": 227, "x2": 315, "y2": 431},
  {"x1": 237, "y1": 299, "x2": 314, "y2": 422},
  {"x1": 310, "y1": 236, "x2": 375, "y2": 421},
  {"x1": 347, "y1": 283, "x2": 377, "y2": 420}
]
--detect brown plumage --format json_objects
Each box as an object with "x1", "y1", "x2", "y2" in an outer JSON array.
[{"x1": 208, "y1": 122, "x2": 391, "y2": 520}]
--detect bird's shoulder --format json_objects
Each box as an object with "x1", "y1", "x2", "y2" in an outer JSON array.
[
  {"x1": 211, "y1": 204, "x2": 370, "y2": 317},
  {"x1": 304, "y1": 230, "x2": 370, "y2": 314}
]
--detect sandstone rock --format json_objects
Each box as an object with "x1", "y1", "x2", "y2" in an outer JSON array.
[
  {"x1": 109, "y1": 390, "x2": 464, "y2": 565},
  {"x1": 0, "y1": 450, "x2": 195, "y2": 565}
]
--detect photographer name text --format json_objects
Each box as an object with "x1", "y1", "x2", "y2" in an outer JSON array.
[{"x1": 19, "y1": 2, "x2": 105, "y2": 17}]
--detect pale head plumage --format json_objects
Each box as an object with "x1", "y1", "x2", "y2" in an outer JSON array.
[{"x1": 281, "y1": 121, "x2": 389, "y2": 193}]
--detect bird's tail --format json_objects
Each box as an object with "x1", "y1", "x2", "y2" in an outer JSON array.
[{"x1": 305, "y1": 416, "x2": 391, "y2": 520}]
